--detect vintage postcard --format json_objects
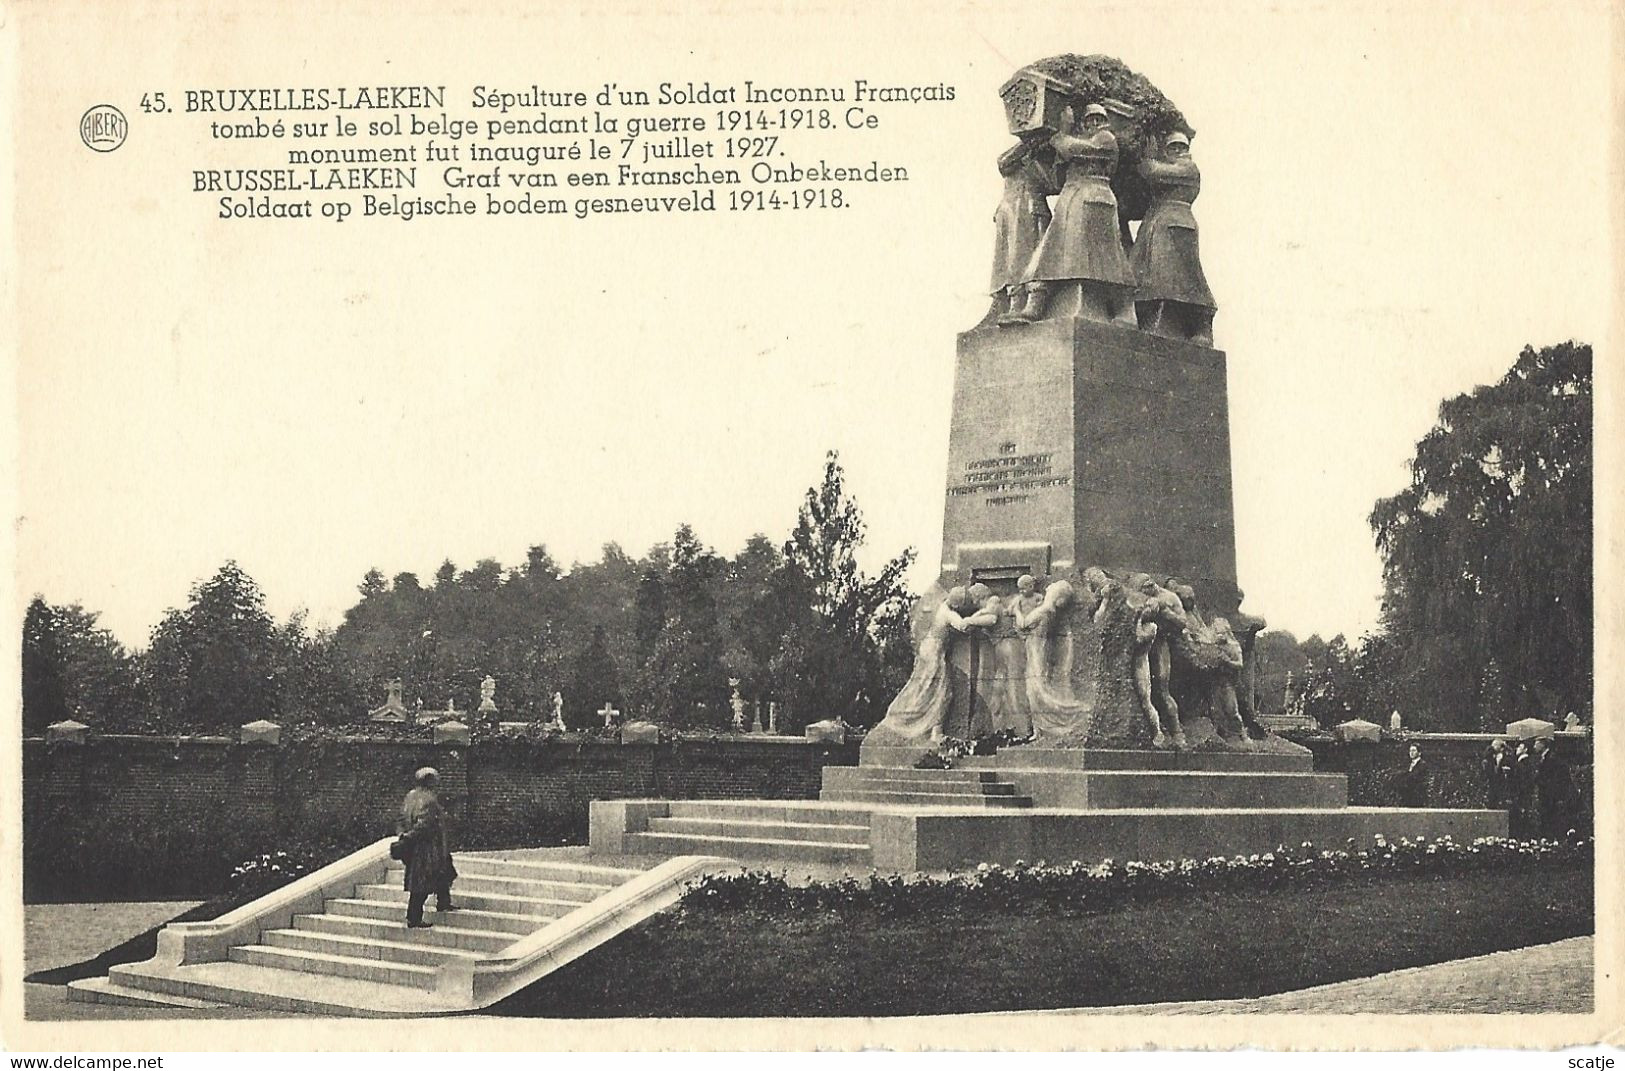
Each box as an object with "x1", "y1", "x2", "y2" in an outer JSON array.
[{"x1": 3, "y1": 0, "x2": 1620, "y2": 1054}]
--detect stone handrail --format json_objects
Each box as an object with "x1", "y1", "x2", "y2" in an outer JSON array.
[
  {"x1": 463, "y1": 854, "x2": 733, "y2": 1006},
  {"x1": 153, "y1": 837, "x2": 395, "y2": 966}
]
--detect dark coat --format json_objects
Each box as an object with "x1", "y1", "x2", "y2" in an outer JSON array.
[
  {"x1": 1397, "y1": 758, "x2": 1431, "y2": 807},
  {"x1": 398, "y1": 786, "x2": 456, "y2": 894},
  {"x1": 1534, "y1": 751, "x2": 1578, "y2": 836},
  {"x1": 1483, "y1": 750, "x2": 1515, "y2": 808}
]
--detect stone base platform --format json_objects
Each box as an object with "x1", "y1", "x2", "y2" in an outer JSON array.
[
  {"x1": 588, "y1": 747, "x2": 1509, "y2": 872},
  {"x1": 590, "y1": 796, "x2": 1508, "y2": 873},
  {"x1": 858, "y1": 744, "x2": 1312, "y2": 772},
  {"x1": 868, "y1": 805, "x2": 1507, "y2": 872}
]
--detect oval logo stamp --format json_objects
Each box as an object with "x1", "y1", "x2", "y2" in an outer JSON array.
[{"x1": 80, "y1": 104, "x2": 127, "y2": 152}]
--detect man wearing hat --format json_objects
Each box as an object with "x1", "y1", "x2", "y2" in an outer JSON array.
[{"x1": 397, "y1": 767, "x2": 457, "y2": 927}]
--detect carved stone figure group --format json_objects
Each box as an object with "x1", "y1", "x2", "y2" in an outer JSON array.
[
  {"x1": 989, "y1": 104, "x2": 1215, "y2": 343},
  {"x1": 869, "y1": 568, "x2": 1272, "y2": 752}
]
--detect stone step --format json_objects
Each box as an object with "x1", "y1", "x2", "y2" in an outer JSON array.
[
  {"x1": 646, "y1": 816, "x2": 871, "y2": 844},
  {"x1": 230, "y1": 943, "x2": 442, "y2": 990},
  {"x1": 969, "y1": 748, "x2": 1314, "y2": 773},
  {"x1": 355, "y1": 882, "x2": 582, "y2": 918},
  {"x1": 324, "y1": 897, "x2": 544, "y2": 934},
  {"x1": 858, "y1": 745, "x2": 1313, "y2": 772},
  {"x1": 624, "y1": 831, "x2": 869, "y2": 865},
  {"x1": 449, "y1": 855, "x2": 645, "y2": 883},
  {"x1": 839, "y1": 777, "x2": 1019, "y2": 795},
  {"x1": 1035, "y1": 770, "x2": 1348, "y2": 810},
  {"x1": 384, "y1": 865, "x2": 612, "y2": 901},
  {"x1": 263, "y1": 927, "x2": 484, "y2": 966},
  {"x1": 65, "y1": 976, "x2": 228, "y2": 1009},
  {"x1": 665, "y1": 800, "x2": 874, "y2": 826},
  {"x1": 825, "y1": 766, "x2": 1004, "y2": 784},
  {"x1": 821, "y1": 788, "x2": 1034, "y2": 808},
  {"x1": 110, "y1": 960, "x2": 452, "y2": 1016},
  {"x1": 293, "y1": 912, "x2": 518, "y2": 954}
]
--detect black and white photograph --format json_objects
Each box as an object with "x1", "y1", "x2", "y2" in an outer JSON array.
[{"x1": 4, "y1": 0, "x2": 1618, "y2": 1054}]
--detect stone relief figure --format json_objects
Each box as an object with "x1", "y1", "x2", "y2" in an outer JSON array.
[
  {"x1": 1227, "y1": 604, "x2": 1269, "y2": 737},
  {"x1": 1135, "y1": 577, "x2": 1190, "y2": 749},
  {"x1": 1131, "y1": 132, "x2": 1216, "y2": 344},
  {"x1": 989, "y1": 137, "x2": 1056, "y2": 321},
  {"x1": 1003, "y1": 103, "x2": 1137, "y2": 327},
  {"x1": 1012, "y1": 576, "x2": 1089, "y2": 740},
  {"x1": 1166, "y1": 592, "x2": 1254, "y2": 749},
  {"x1": 1088, "y1": 575, "x2": 1168, "y2": 747},
  {"x1": 951, "y1": 583, "x2": 1022, "y2": 740},
  {"x1": 1205, "y1": 619, "x2": 1251, "y2": 745},
  {"x1": 869, "y1": 586, "x2": 992, "y2": 745}
]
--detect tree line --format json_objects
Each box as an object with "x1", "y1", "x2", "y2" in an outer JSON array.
[
  {"x1": 21, "y1": 343, "x2": 1593, "y2": 736},
  {"x1": 22, "y1": 453, "x2": 916, "y2": 736}
]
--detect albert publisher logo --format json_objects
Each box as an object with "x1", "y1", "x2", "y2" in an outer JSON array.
[{"x1": 80, "y1": 104, "x2": 127, "y2": 152}]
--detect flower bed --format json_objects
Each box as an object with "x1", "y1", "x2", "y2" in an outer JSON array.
[{"x1": 681, "y1": 834, "x2": 1592, "y2": 916}]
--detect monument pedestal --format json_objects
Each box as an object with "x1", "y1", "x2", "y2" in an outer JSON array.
[{"x1": 941, "y1": 316, "x2": 1239, "y2": 613}]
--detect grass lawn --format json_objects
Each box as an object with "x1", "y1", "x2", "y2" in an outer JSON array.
[{"x1": 490, "y1": 866, "x2": 1592, "y2": 1017}]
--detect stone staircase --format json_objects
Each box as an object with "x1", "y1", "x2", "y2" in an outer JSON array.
[
  {"x1": 622, "y1": 801, "x2": 873, "y2": 864},
  {"x1": 69, "y1": 844, "x2": 728, "y2": 1016},
  {"x1": 591, "y1": 747, "x2": 1510, "y2": 872},
  {"x1": 821, "y1": 766, "x2": 1034, "y2": 807}
]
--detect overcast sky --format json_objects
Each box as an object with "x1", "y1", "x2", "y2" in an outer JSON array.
[{"x1": 12, "y1": 1, "x2": 1618, "y2": 649}]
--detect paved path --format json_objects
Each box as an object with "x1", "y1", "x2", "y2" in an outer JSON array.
[
  {"x1": 24, "y1": 901, "x2": 275, "y2": 1021},
  {"x1": 23, "y1": 895, "x2": 1593, "y2": 1020},
  {"x1": 1052, "y1": 936, "x2": 1594, "y2": 1015}
]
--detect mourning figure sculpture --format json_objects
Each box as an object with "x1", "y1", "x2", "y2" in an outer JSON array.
[
  {"x1": 1012, "y1": 576, "x2": 1090, "y2": 741},
  {"x1": 870, "y1": 586, "x2": 991, "y2": 745}
]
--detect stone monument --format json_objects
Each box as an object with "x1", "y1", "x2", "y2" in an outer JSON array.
[
  {"x1": 591, "y1": 54, "x2": 1508, "y2": 873},
  {"x1": 865, "y1": 54, "x2": 1299, "y2": 759},
  {"x1": 545, "y1": 690, "x2": 568, "y2": 731},
  {"x1": 368, "y1": 679, "x2": 411, "y2": 723}
]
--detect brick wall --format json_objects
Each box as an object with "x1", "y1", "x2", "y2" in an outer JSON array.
[
  {"x1": 1303, "y1": 733, "x2": 1593, "y2": 828},
  {"x1": 22, "y1": 734, "x2": 858, "y2": 900}
]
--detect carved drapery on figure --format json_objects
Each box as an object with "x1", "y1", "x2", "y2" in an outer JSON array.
[
  {"x1": 871, "y1": 565, "x2": 1304, "y2": 756},
  {"x1": 1131, "y1": 133, "x2": 1215, "y2": 344},
  {"x1": 987, "y1": 54, "x2": 1217, "y2": 340}
]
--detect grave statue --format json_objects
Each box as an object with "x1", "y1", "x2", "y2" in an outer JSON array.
[
  {"x1": 729, "y1": 678, "x2": 748, "y2": 732},
  {"x1": 369, "y1": 678, "x2": 411, "y2": 723},
  {"x1": 545, "y1": 690, "x2": 567, "y2": 731},
  {"x1": 478, "y1": 675, "x2": 498, "y2": 714},
  {"x1": 1131, "y1": 132, "x2": 1215, "y2": 344}
]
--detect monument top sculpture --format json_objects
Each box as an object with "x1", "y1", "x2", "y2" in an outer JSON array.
[
  {"x1": 989, "y1": 54, "x2": 1215, "y2": 343},
  {"x1": 999, "y1": 54, "x2": 1194, "y2": 224}
]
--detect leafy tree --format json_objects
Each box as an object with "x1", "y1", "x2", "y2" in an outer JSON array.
[
  {"x1": 564, "y1": 625, "x2": 622, "y2": 727},
  {"x1": 770, "y1": 452, "x2": 915, "y2": 730},
  {"x1": 629, "y1": 524, "x2": 730, "y2": 726},
  {"x1": 22, "y1": 597, "x2": 69, "y2": 731},
  {"x1": 1251, "y1": 630, "x2": 1309, "y2": 717},
  {"x1": 142, "y1": 561, "x2": 280, "y2": 730},
  {"x1": 1370, "y1": 341, "x2": 1592, "y2": 729}
]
